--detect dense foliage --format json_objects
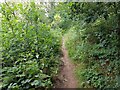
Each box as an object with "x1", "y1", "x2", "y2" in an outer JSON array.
[
  {"x1": 0, "y1": 1, "x2": 120, "y2": 89},
  {"x1": 0, "y1": 2, "x2": 61, "y2": 89},
  {"x1": 66, "y1": 2, "x2": 120, "y2": 89}
]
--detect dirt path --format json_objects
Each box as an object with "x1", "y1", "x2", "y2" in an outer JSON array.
[{"x1": 54, "y1": 37, "x2": 78, "y2": 88}]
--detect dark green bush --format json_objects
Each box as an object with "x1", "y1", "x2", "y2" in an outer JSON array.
[{"x1": 66, "y1": 2, "x2": 120, "y2": 88}]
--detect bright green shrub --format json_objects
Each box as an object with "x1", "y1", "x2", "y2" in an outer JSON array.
[{"x1": 0, "y1": 2, "x2": 60, "y2": 89}]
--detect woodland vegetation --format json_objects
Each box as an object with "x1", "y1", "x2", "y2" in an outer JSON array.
[{"x1": 0, "y1": 1, "x2": 120, "y2": 90}]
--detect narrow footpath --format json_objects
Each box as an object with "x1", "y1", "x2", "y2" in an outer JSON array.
[{"x1": 54, "y1": 37, "x2": 78, "y2": 88}]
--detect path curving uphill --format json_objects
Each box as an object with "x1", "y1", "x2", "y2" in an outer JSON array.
[{"x1": 54, "y1": 37, "x2": 78, "y2": 88}]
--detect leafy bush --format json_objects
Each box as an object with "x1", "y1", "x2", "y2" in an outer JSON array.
[{"x1": 1, "y1": 2, "x2": 60, "y2": 89}]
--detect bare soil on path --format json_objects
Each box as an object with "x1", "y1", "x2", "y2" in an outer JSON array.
[{"x1": 54, "y1": 37, "x2": 78, "y2": 88}]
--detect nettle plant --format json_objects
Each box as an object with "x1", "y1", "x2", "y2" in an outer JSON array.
[{"x1": 1, "y1": 2, "x2": 60, "y2": 89}]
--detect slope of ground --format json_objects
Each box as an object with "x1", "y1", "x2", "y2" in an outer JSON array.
[{"x1": 54, "y1": 37, "x2": 78, "y2": 88}]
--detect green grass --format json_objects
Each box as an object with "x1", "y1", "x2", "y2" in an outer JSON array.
[{"x1": 71, "y1": 60, "x2": 86, "y2": 88}]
